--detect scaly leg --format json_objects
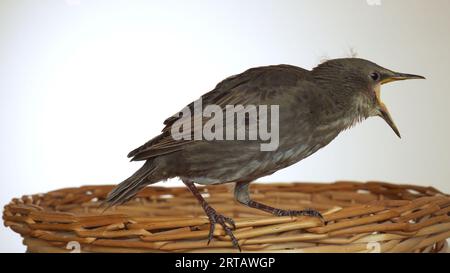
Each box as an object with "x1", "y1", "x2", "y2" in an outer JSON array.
[
  {"x1": 182, "y1": 179, "x2": 240, "y2": 250},
  {"x1": 235, "y1": 181, "x2": 324, "y2": 220}
]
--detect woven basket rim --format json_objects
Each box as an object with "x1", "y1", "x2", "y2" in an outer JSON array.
[{"x1": 3, "y1": 181, "x2": 450, "y2": 253}]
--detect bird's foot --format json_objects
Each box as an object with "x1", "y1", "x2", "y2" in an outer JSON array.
[
  {"x1": 274, "y1": 208, "x2": 324, "y2": 222},
  {"x1": 204, "y1": 206, "x2": 240, "y2": 251}
]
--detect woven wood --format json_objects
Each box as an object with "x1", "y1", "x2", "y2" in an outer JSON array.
[{"x1": 3, "y1": 181, "x2": 450, "y2": 253}]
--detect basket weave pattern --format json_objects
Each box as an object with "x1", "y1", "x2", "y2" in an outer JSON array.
[{"x1": 3, "y1": 181, "x2": 450, "y2": 253}]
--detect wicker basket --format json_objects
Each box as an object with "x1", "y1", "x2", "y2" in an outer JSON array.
[{"x1": 3, "y1": 181, "x2": 450, "y2": 253}]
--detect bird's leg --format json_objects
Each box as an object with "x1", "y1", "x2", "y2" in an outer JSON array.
[
  {"x1": 182, "y1": 179, "x2": 240, "y2": 250},
  {"x1": 235, "y1": 181, "x2": 324, "y2": 221}
]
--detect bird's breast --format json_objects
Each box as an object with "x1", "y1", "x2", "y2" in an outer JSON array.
[{"x1": 267, "y1": 120, "x2": 345, "y2": 170}]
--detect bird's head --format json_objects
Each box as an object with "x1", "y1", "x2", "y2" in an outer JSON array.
[{"x1": 312, "y1": 58, "x2": 425, "y2": 138}]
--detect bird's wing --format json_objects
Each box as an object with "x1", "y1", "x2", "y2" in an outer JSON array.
[{"x1": 128, "y1": 64, "x2": 310, "y2": 161}]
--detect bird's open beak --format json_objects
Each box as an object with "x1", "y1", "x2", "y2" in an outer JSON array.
[{"x1": 376, "y1": 71, "x2": 425, "y2": 138}]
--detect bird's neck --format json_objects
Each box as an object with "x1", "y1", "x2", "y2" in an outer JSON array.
[
  {"x1": 319, "y1": 86, "x2": 372, "y2": 132},
  {"x1": 345, "y1": 92, "x2": 373, "y2": 129}
]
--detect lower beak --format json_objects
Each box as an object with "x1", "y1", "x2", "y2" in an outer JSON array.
[
  {"x1": 378, "y1": 102, "x2": 401, "y2": 138},
  {"x1": 376, "y1": 71, "x2": 425, "y2": 138}
]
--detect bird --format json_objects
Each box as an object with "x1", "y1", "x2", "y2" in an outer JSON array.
[{"x1": 104, "y1": 58, "x2": 425, "y2": 249}]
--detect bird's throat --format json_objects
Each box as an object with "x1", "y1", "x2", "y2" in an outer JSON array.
[{"x1": 341, "y1": 93, "x2": 372, "y2": 131}]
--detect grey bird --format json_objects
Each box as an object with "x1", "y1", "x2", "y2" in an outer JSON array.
[{"x1": 105, "y1": 58, "x2": 425, "y2": 249}]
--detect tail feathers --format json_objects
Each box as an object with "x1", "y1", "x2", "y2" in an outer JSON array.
[{"x1": 103, "y1": 161, "x2": 158, "y2": 208}]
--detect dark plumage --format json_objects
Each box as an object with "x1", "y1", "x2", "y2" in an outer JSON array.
[{"x1": 105, "y1": 58, "x2": 424, "y2": 249}]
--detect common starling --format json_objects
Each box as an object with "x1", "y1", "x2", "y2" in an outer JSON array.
[{"x1": 105, "y1": 58, "x2": 424, "y2": 249}]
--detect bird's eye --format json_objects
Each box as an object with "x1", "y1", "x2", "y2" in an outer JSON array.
[{"x1": 370, "y1": 72, "x2": 381, "y2": 81}]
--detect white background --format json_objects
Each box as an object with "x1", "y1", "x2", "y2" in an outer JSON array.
[{"x1": 1, "y1": 0, "x2": 449, "y2": 252}]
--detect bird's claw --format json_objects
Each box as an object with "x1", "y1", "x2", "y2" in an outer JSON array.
[
  {"x1": 275, "y1": 208, "x2": 324, "y2": 222},
  {"x1": 204, "y1": 206, "x2": 240, "y2": 251}
]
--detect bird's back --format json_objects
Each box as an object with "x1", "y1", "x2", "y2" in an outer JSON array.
[
  {"x1": 128, "y1": 64, "x2": 312, "y2": 159},
  {"x1": 126, "y1": 64, "x2": 345, "y2": 184}
]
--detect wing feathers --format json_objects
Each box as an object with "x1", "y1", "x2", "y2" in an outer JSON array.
[{"x1": 128, "y1": 65, "x2": 308, "y2": 161}]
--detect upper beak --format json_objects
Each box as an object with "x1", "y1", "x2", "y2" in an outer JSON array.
[
  {"x1": 381, "y1": 72, "x2": 426, "y2": 85},
  {"x1": 377, "y1": 71, "x2": 425, "y2": 138}
]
